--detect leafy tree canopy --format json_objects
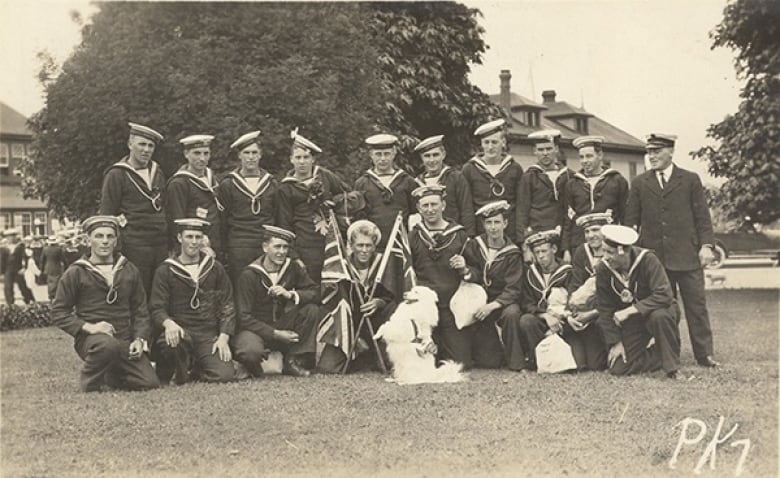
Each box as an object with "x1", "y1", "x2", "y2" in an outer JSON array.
[
  {"x1": 692, "y1": 0, "x2": 780, "y2": 225},
  {"x1": 24, "y1": 2, "x2": 500, "y2": 219}
]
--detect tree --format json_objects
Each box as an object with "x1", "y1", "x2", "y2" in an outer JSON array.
[
  {"x1": 24, "y1": 2, "x2": 500, "y2": 220},
  {"x1": 368, "y1": 2, "x2": 503, "y2": 172},
  {"x1": 692, "y1": 0, "x2": 780, "y2": 225}
]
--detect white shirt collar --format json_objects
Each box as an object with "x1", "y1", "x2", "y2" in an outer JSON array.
[{"x1": 658, "y1": 163, "x2": 674, "y2": 178}]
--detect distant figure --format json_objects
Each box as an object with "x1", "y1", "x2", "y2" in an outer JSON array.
[
  {"x1": 40, "y1": 235, "x2": 66, "y2": 301},
  {"x1": 625, "y1": 133, "x2": 719, "y2": 368},
  {"x1": 3, "y1": 228, "x2": 35, "y2": 305}
]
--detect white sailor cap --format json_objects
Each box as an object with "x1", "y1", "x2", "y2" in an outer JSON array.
[
  {"x1": 82, "y1": 216, "x2": 120, "y2": 234},
  {"x1": 474, "y1": 119, "x2": 506, "y2": 138},
  {"x1": 179, "y1": 135, "x2": 215, "y2": 150},
  {"x1": 601, "y1": 224, "x2": 638, "y2": 249},
  {"x1": 525, "y1": 228, "x2": 561, "y2": 249},
  {"x1": 645, "y1": 133, "x2": 677, "y2": 149},
  {"x1": 572, "y1": 135, "x2": 605, "y2": 150},
  {"x1": 290, "y1": 128, "x2": 322, "y2": 154},
  {"x1": 174, "y1": 218, "x2": 211, "y2": 232},
  {"x1": 262, "y1": 225, "x2": 296, "y2": 243},
  {"x1": 528, "y1": 129, "x2": 562, "y2": 144},
  {"x1": 475, "y1": 200, "x2": 511, "y2": 218},
  {"x1": 230, "y1": 130, "x2": 261, "y2": 151},
  {"x1": 575, "y1": 211, "x2": 613, "y2": 228},
  {"x1": 414, "y1": 135, "x2": 445, "y2": 154},
  {"x1": 128, "y1": 122, "x2": 164, "y2": 143},
  {"x1": 411, "y1": 184, "x2": 446, "y2": 200},
  {"x1": 365, "y1": 134, "x2": 398, "y2": 149}
]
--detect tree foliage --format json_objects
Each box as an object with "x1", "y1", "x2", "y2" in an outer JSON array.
[
  {"x1": 24, "y1": 2, "x2": 499, "y2": 219},
  {"x1": 692, "y1": 0, "x2": 780, "y2": 225}
]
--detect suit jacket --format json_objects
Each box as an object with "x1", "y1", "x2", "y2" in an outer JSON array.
[
  {"x1": 40, "y1": 244, "x2": 66, "y2": 276},
  {"x1": 624, "y1": 164, "x2": 714, "y2": 271}
]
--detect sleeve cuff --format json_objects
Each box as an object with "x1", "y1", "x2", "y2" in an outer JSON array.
[{"x1": 291, "y1": 291, "x2": 300, "y2": 305}]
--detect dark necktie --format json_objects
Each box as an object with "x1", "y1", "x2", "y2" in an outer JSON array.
[{"x1": 658, "y1": 172, "x2": 667, "y2": 189}]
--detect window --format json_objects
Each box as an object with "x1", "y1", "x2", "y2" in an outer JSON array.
[
  {"x1": 34, "y1": 211, "x2": 48, "y2": 235},
  {"x1": 0, "y1": 213, "x2": 10, "y2": 230},
  {"x1": 0, "y1": 142, "x2": 9, "y2": 168},
  {"x1": 13, "y1": 212, "x2": 32, "y2": 236},
  {"x1": 525, "y1": 111, "x2": 539, "y2": 127},
  {"x1": 629, "y1": 161, "x2": 638, "y2": 181},
  {"x1": 10, "y1": 143, "x2": 26, "y2": 161},
  {"x1": 575, "y1": 117, "x2": 589, "y2": 134}
]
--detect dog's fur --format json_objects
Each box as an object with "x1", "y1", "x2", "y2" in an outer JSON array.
[{"x1": 374, "y1": 286, "x2": 466, "y2": 385}]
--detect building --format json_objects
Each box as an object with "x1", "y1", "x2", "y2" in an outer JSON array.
[
  {"x1": 489, "y1": 70, "x2": 646, "y2": 180},
  {"x1": 0, "y1": 101, "x2": 51, "y2": 236}
]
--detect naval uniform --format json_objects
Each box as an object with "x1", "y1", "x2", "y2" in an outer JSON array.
[
  {"x1": 218, "y1": 168, "x2": 278, "y2": 286},
  {"x1": 275, "y1": 166, "x2": 349, "y2": 283},
  {"x1": 461, "y1": 155, "x2": 523, "y2": 242},
  {"x1": 461, "y1": 235, "x2": 524, "y2": 368},
  {"x1": 408, "y1": 221, "x2": 474, "y2": 367},
  {"x1": 233, "y1": 256, "x2": 322, "y2": 376},
  {"x1": 563, "y1": 168, "x2": 628, "y2": 253},
  {"x1": 149, "y1": 253, "x2": 236, "y2": 383},
  {"x1": 99, "y1": 158, "x2": 168, "y2": 295},
  {"x1": 596, "y1": 247, "x2": 681, "y2": 376},
  {"x1": 166, "y1": 167, "x2": 225, "y2": 258},
  {"x1": 564, "y1": 243, "x2": 607, "y2": 371},
  {"x1": 51, "y1": 255, "x2": 159, "y2": 392},
  {"x1": 417, "y1": 166, "x2": 476, "y2": 236},
  {"x1": 516, "y1": 165, "x2": 573, "y2": 245},
  {"x1": 504, "y1": 261, "x2": 572, "y2": 370},
  {"x1": 354, "y1": 169, "x2": 418, "y2": 248}
]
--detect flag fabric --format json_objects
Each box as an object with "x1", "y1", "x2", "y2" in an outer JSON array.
[
  {"x1": 371, "y1": 212, "x2": 417, "y2": 301},
  {"x1": 316, "y1": 210, "x2": 354, "y2": 360}
]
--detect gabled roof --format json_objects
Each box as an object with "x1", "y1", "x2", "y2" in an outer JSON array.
[
  {"x1": 543, "y1": 100, "x2": 593, "y2": 118},
  {"x1": 489, "y1": 92, "x2": 547, "y2": 110},
  {"x1": 0, "y1": 102, "x2": 32, "y2": 137}
]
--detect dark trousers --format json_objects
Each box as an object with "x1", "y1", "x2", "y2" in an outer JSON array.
[
  {"x1": 563, "y1": 323, "x2": 607, "y2": 371},
  {"x1": 511, "y1": 313, "x2": 550, "y2": 370},
  {"x1": 4, "y1": 270, "x2": 34, "y2": 305},
  {"x1": 153, "y1": 332, "x2": 236, "y2": 384},
  {"x1": 46, "y1": 274, "x2": 61, "y2": 302},
  {"x1": 666, "y1": 268, "x2": 713, "y2": 361},
  {"x1": 121, "y1": 242, "x2": 168, "y2": 297},
  {"x1": 232, "y1": 303, "x2": 321, "y2": 372},
  {"x1": 74, "y1": 333, "x2": 159, "y2": 392},
  {"x1": 227, "y1": 246, "x2": 262, "y2": 289},
  {"x1": 606, "y1": 304, "x2": 681, "y2": 376},
  {"x1": 433, "y1": 304, "x2": 512, "y2": 369}
]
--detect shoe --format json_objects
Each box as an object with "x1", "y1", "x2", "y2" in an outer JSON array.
[
  {"x1": 697, "y1": 356, "x2": 720, "y2": 368},
  {"x1": 666, "y1": 370, "x2": 685, "y2": 380},
  {"x1": 283, "y1": 356, "x2": 311, "y2": 377}
]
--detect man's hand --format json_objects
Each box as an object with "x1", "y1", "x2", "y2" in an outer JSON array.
[
  {"x1": 82, "y1": 321, "x2": 115, "y2": 336},
  {"x1": 699, "y1": 245, "x2": 715, "y2": 267},
  {"x1": 543, "y1": 313, "x2": 563, "y2": 335},
  {"x1": 268, "y1": 285, "x2": 292, "y2": 300},
  {"x1": 448, "y1": 254, "x2": 468, "y2": 275},
  {"x1": 608, "y1": 342, "x2": 627, "y2": 368},
  {"x1": 128, "y1": 338, "x2": 144, "y2": 360},
  {"x1": 475, "y1": 302, "x2": 501, "y2": 321},
  {"x1": 163, "y1": 319, "x2": 185, "y2": 347},
  {"x1": 562, "y1": 250, "x2": 572, "y2": 264},
  {"x1": 274, "y1": 330, "x2": 300, "y2": 344},
  {"x1": 212, "y1": 333, "x2": 232, "y2": 362},
  {"x1": 613, "y1": 306, "x2": 639, "y2": 326},
  {"x1": 359, "y1": 298, "x2": 383, "y2": 317},
  {"x1": 567, "y1": 315, "x2": 588, "y2": 332}
]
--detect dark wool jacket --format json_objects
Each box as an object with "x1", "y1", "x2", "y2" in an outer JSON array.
[
  {"x1": 354, "y1": 169, "x2": 419, "y2": 248},
  {"x1": 218, "y1": 169, "x2": 278, "y2": 249},
  {"x1": 461, "y1": 155, "x2": 523, "y2": 242},
  {"x1": 462, "y1": 235, "x2": 524, "y2": 305},
  {"x1": 417, "y1": 166, "x2": 476, "y2": 236}
]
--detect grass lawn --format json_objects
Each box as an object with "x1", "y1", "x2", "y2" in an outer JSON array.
[{"x1": 1, "y1": 289, "x2": 777, "y2": 478}]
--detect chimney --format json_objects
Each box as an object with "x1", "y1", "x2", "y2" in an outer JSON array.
[
  {"x1": 542, "y1": 90, "x2": 556, "y2": 104},
  {"x1": 499, "y1": 70, "x2": 512, "y2": 117}
]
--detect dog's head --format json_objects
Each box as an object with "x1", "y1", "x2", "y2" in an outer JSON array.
[{"x1": 402, "y1": 285, "x2": 439, "y2": 305}]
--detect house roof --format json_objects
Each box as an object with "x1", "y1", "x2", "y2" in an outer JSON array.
[
  {"x1": 491, "y1": 91, "x2": 644, "y2": 150},
  {"x1": 0, "y1": 102, "x2": 33, "y2": 137},
  {"x1": 489, "y1": 92, "x2": 547, "y2": 110}
]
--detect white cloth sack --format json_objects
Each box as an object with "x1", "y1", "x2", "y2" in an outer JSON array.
[
  {"x1": 535, "y1": 334, "x2": 577, "y2": 374},
  {"x1": 450, "y1": 281, "x2": 487, "y2": 329}
]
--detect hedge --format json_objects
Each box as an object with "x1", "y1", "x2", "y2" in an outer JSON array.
[{"x1": 0, "y1": 303, "x2": 53, "y2": 332}]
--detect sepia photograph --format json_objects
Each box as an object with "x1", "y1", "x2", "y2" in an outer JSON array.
[{"x1": 0, "y1": 0, "x2": 777, "y2": 476}]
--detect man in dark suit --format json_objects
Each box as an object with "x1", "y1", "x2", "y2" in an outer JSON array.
[
  {"x1": 624, "y1": 133, "x2": 718, "y2": 368},
  {"x1": 3, "y1": 228, "x2": 35, "y2": 305},
  {"x1": 40, "y1": 236, "x2": 66, "y2": 301}
]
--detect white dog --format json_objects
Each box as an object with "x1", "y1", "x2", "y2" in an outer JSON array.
[{"x1": 374, "y1": 286, "x2": 466, "y2": 385}]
